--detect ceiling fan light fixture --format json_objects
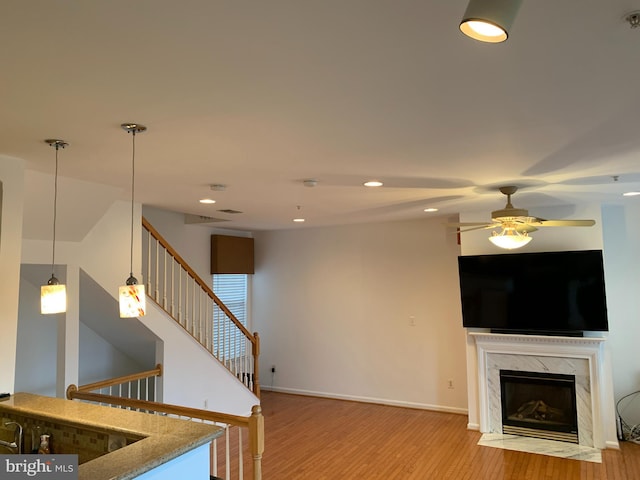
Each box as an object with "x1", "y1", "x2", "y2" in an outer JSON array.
[
  {"x1": 488, "y1": 226, "x2": 532, "y2": 250},
  {"x1": 459, "y1": 0, "x2": 522, "y2": 43}
]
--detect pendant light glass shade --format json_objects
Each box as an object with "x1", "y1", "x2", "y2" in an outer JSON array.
[
  {"x1": 41, "y1": 278, "x2": 66, "y2": 314},
  {"x1": 119, "y1": 278, "x2": 146, "y2": 318},
  {"x1": 459, "y1": 0, "x2": 523, "y2": 43},
  {"x1": 488, "y1": 225, "x2": 532, "y2": 250},
  {"x1": 41, "y1": 139, "x2": 68, "y2": 314},
  {"x1": 119, "y1": 123, "x2": 147, "y2": 318}
]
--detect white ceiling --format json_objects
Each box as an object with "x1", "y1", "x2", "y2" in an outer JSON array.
[{"x1": 4, "y1": 1, "x2": 640, "y2": 238}]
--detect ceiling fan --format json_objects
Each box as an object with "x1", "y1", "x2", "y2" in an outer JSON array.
[{"x1": 447, "y1": 186, "x2": 596, "y2": 249}]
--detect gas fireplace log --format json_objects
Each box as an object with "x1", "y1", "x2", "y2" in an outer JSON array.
[{"x1": 515, "y1": 400, "x2": 565, "y2": 421}]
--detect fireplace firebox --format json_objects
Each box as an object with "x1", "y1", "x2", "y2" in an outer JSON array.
[{"x1": 500, "y1": 370, "x2": 579, "y2": 443}]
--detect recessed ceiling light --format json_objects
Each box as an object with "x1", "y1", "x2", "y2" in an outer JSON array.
[
  {"x1": 199, "y1": 198, "x2": 216, "y2": 204},
  {"x1": 623, "y1": 191, "x2": 640, "y2": 197},
  {"x1": 293, "y1": 218, "x2": 305, "y2": 223},
  {"x1": 424, "y1": 208, "x2": 438, "y2": 213},
  {"x1": 364, "y1": 180, "x2": 383, "y2": 187}
]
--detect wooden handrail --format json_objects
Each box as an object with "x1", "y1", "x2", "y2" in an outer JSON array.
[
  {"x1": 72, "y1": 364, "x2": 162, "y2": 393},
  {"x1": 67, "y1": 389, "x2": 248, "y2": 426},
  {"x1": 66, "y1": 387, "x2": 264, "y2": 480},
  {"x1": 142, "y1": 217, "x2": 255, "y2": 343}
]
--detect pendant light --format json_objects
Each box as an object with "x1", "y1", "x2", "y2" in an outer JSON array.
[
  {"x1": 41, "y1": 139, "x2": 68, "y2": 314},
  {"x1": 118, "y1": 123, "x2": 147, "y2": 318}
]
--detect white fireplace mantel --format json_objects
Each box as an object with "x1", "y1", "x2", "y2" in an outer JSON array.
[{"x1": 466, "y1": 332, "x2": 619, "y2": 449}]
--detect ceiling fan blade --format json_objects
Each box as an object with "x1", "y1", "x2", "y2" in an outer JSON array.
[
  {"x1": 536, "y1": 219, "x2": 596, "y2": 227},
  {"x1": 443, "y1": 222, "x2": 494, "y2": 228},
  {"x1": 458, "y1": 224, "x2": 497, "y2": 233}
]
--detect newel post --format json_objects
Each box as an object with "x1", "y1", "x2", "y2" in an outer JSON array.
[
  {"x1": 249, "y1": 404, "x2": 264, "y2": 480},
  {"x1": 253, "y1": 332, "x2": 261, "y2": 398}
]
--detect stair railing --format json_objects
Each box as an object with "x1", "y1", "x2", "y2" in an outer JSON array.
[
  {"x1": 66, "y1": 364, "x2": 162, "y2": 403},
  {"x1": 67, "y1": 369, "x2": 264, "y2": 480},
  {"x1": 142, "y1": 217, "x2": 260, "y2": 397}
]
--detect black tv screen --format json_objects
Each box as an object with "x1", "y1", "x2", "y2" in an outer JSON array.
[{"x1": 458, "y1": 249, "x2": 609, "y2": 334}]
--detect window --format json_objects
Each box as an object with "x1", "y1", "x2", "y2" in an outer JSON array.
[{"x1": 212, "y1": 274, "x2": 249, "y2": 360}]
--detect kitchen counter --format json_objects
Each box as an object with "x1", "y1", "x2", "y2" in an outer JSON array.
[{"x1": 0, "y1": 393, "x2": 223, "y2": 480}]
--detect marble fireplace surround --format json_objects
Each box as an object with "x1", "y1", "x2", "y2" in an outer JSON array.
[{"x1": 468, "y1": 332, "x2": 619, "y2": 450}]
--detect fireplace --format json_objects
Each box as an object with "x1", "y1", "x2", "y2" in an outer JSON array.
[
  {"x1": 500, "y1": 369, "x2": 579, "y2": 443},
  {"x1": 468, "y1": 332, "x2": 618, "y2": 449}
]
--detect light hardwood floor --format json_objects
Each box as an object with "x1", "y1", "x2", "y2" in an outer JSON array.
[{"x1": 232, "y1": 391, "x2": 640, "y2": 479}]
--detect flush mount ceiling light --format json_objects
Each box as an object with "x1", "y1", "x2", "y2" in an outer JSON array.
[
  {"x1": 488, "y1": 223, "x2": 532, "y2": 250},
  {"x1": 459, "y1": 0, "x2": 523, "y2": 43},
  {"x1": 41, "y1": 139, "x2": 68, "y2": 314},
  {"x1": 364, "y1": 180, "x2": 383, "y2": 187},
  {"x1": 623, "y1": 191, "x2": 640, "y2": 196},
  {"x1": 424, "y1": 208, "x2": 439, "y2": 213},
  {"x1": 119, "y1": 123, "x2": 147, "y2": 318},
  {"x1": 199, "y1": 198, "x2": 216, "y2": 204}
]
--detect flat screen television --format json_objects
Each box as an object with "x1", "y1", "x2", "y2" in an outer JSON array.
[{"x1": 458, "y1": 249, "x2": 608, "y2": 335}]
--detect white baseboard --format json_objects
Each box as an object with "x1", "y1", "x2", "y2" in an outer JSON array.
[
  {"x1": 261, "y1": 385, "x2": 468, "y2": 415},
  {"x1": 467, "y1": 423, "x2": 480, "y2": 431},
  {"x1": 605, "y1": 440, "x2": 620, "y2": 450}
]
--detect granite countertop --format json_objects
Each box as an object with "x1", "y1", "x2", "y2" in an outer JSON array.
[{"x1": 0, "y1": 393, "x2": 223, "y2": 480}]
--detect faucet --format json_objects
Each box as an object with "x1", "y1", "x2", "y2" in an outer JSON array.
[{"x1": 1, "y1": 421, "x2": 23, "y2": 454}]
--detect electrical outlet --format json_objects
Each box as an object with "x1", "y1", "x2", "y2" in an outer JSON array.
[
  {"x1": 271, "y1": 365, "x2": 276, "y2": 373},
  {"x1": 409, "y1": 316, "x2": 416, "y2": 327},
  {"x1": 448, "y1": 379, "x2": 454, "y2": 389}
]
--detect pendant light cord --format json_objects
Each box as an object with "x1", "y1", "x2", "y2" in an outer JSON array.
[
  {"x1": 51, "y1": 145, "x2": 60, "y2": 277},
  {"x1": 130, "y1": 131, "x2": 136, "y2": 278}
]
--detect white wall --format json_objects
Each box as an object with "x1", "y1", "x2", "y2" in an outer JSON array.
[
  {"x1": 0, "y1": 156, "x2": 25, "y2": 394},
  {"x1": 78, "y1": 323, "x2": 146, "y2": 385},
  {"x1": 601, "y1": 204, "x2": 640, "y2": 404},
  {"x1": 14, "y1": 277, "x2": 57, "y2": 396},
  {"x1": 141, "y1": 302, "x2": 258, "y2": 416},
  {"x1": 14, "y1": 274, "x2": 142, "y2": 394},
  {"x1": 20, "y1": 201, "x2": 136, "y2": 397},
  {"x1": 252, "y1": 216, "x2": 468, "y2": 412}
]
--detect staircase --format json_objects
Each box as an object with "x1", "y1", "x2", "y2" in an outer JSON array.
[{"x1": 141, "y1": 217, "x2": 260, "y2": 397}]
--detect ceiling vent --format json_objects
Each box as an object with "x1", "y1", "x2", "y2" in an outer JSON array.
[
  {"x1": 218, "y1": 209, "x2": 243, "y2": 214},
  {"x1": 184, "y1": 214, "x2": 228, "y2": 225}
]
